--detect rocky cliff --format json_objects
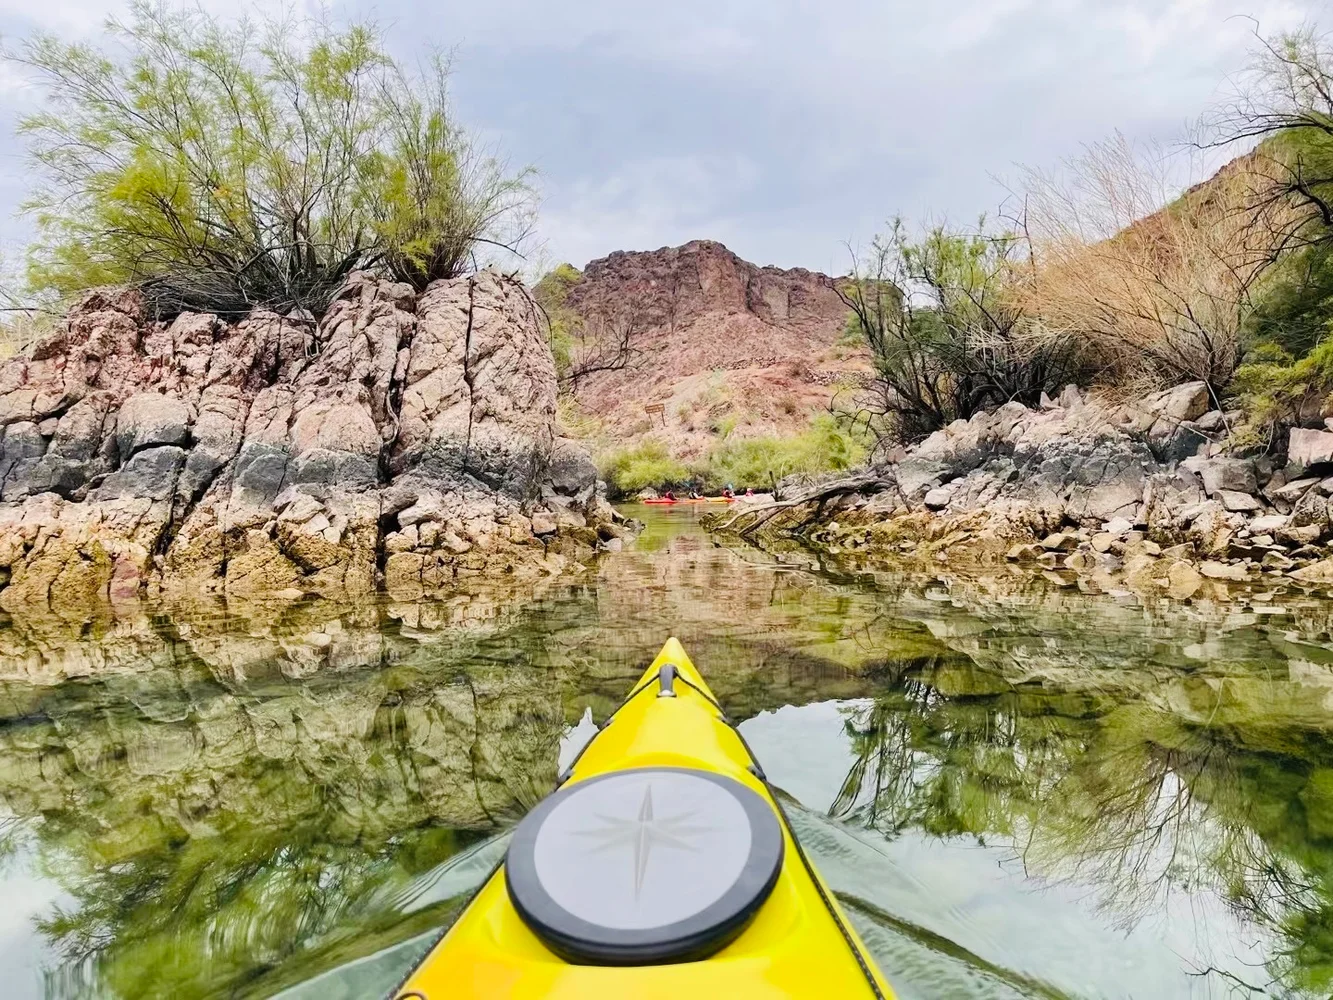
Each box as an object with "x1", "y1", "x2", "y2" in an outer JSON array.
[
  {"x1": 561, "y1": 240, "x2": 868, "y2": 457},
  {"x1": 567, "y1": 239, "x2": 849, "y2": 346},
  {"x1": 0, "y1": 271, "x2": 630, "y2": 615}
]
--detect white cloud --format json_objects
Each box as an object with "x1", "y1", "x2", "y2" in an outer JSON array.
[
  {"x1": 540, "y1": 154, "x2": 758, "y2": 268},
  {"x1": 0, "y1": 0, "x2": 1327, "y2": 268},
  {"x1": 0, "y1": 0, "x2": 304, "y2": 35}
]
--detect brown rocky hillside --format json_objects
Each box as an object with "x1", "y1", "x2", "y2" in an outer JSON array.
[{"x1": 556, "y1": 240, "x2": 870, "y2": 459}]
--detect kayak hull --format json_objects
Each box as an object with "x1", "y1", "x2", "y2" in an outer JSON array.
[
  {"x1": 641, "y1": 497, "x2": 735, "y2": 505},
  {"x1": 394, "y1": 639, "x2": 893, "y2": 999}
]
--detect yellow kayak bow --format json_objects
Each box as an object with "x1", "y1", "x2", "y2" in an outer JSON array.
[{"x1": 393, "y1": 638, "x2": 894, "y2": 999}]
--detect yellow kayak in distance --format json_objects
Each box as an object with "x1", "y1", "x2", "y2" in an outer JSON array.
[{"x1": 393, "y1": 638, "x2": 894, "y2": 999}]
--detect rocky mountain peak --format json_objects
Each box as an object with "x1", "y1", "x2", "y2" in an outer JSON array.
[
  {"x1": 566, "y1": 239, "x2": 847, "y2": 341},
  {"x1": 559, "y1": 241, "x2": 866, "y2": 459}
]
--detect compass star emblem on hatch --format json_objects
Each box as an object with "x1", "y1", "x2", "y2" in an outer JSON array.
[{"x1": 572, "y1": 784, "x2": 716, "y2": 899}]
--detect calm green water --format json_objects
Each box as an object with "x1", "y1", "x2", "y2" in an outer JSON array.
[{"x1": 4, "y1": 506, "x2": 1333, "y2": 997}]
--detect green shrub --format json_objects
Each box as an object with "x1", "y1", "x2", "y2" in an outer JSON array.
[
  {"x1": 838, "y1": 311, "x2": 865, "y2": 346},
  {"x1": 1230, "y1": 336, "x2": 1333, "y2": 447},
  {"x1": 842, "y1": 219, "x2": 1092, "y2": 443},
  {"x1": 10, "y1": 3, "x2": 532, "y2": 314},
  {"x1": 599, "y1": 442, "x2": 691, "y2": 497},
  {"x1": 711, "y1": 414, "x2": 738, "y2": 439},
  {"x1": 533, "y1": 265, "x2": 583, "y2": 381},
  {"x1": 699, "y1": 414, "x2": 866, "y2": 491}
]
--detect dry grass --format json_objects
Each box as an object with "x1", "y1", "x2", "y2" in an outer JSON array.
[
  {"x1": 0, "y1": 311, "x2": 55, "y2": 359},
  {"x1": 1022, "y1": 134, "x2": 1299, "y2": 395}
]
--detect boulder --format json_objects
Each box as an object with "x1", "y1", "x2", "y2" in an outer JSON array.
[
  {"x1": 1091, "y1": 533, "x2": 1116, "y2": 553},
  {"x1": 1262, "y1": 551, "x2": 1297, "y2": 572},
  {"x1": 530, "y1": 510, "x2": 558, "y2": 536},
  {"x1": 923, "y1": 486, "x2": 954, "y2": 510},
  {"x1": 896, "y1": 457, "x2": 955, "y2": 498},
  {"x1": 1040, "y1": 532, "x2": 1079, "y2": 553},
  {"x1": 1250, "y1": 514, "x2": 1290, "y2": 533},
  {"x1": 1291, "y1": 558, "x2": 1333, "y2": 584},
  {"x1": 1060, "y1": 550, "x2": 1094, "y2": 572},
  {"x1": 1200, "y1": 560, "x2": 1248, "y2": 581},
  {"x1": 1185, "y1": 502, "x2": 1243, "y2": 556},
  {"x1": 1270, "y1": 477, "x2": 1320, "y2": 501},
  {"x1": 1155, "y1": 381, "x2": 1211, "y2": 423},
  {"x1": 1278, "y1": 524, "x2": 1323, "y2": 547},
  {"x1": 1292, "y1": 489, "x2": 1329, "y2": 528},
  {"x1": 1289, "y1": 427, "x2": 1333, "y2": 468},
  {"x1": 1218, "y1": 490, "x2": 1262, "y2": 513},
  {"x1": 1182, "y1": 456, "x2": 1258, "y2": 497},
  {"x1": 1102, "y1": 517, "x2": 1133, "y2": 536},
  {"x1": 547, "y1": 437, "x2": 599, "y2": 496},
  {"x1": 1166, "y1": 561, "x2": 1203, "y2": 599}
]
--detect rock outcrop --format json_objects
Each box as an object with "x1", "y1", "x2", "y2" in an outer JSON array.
[
  {"x1": 567, "y1": 239, "x2": 849, "y2": 343},
  {"x1": 559, "y1": 240, "x2": 869, "y2": 460},
  {"x1": 0, "y1": 271, "x2": 631, "y2": 615},
  {"x1": 712, "y1": 382, "x2": 1333, "y2": 600}
]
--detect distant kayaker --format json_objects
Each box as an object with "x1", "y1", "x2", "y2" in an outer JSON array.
[
  {"x1": 663, "y1": 489, "x2": 676, "y2": 501},
  {"x1": 722, "y1": 484, "x2": 735, "y2": 499},
  {"x1": 689, "y1": 488, "x2": 702, "y2": 500},
  {"x1": 744, "y1": 487, "x2": 754, "y2": 497}
]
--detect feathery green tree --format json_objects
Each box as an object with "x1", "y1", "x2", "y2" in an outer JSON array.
[{"x1": 11, "y1": 3, "x2": 533, "y2": 316}]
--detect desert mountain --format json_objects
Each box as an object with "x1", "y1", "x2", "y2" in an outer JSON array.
[{"x1": 556, "y1": 240, "x2": 869, "y2": 460}]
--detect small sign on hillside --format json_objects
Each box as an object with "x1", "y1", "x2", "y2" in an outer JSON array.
[{"x1": 644, "y1": 402, "x2": 666, "y2": 426}]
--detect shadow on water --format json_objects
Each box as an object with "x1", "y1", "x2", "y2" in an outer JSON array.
[{"x1": 5, "y1": 504, "x2": 1333, "y2": 995}]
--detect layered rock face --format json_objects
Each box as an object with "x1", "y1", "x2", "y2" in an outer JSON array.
[
  {"x1": 562, "y1": 240, "x2": 869, "y2": 458},
  {"x1": 0, "y1": 271, "x2": 625, "y2": 614},
  {"x1": 567, "y1": 239, "x2": 848, "y2": 344},
  {"x1": 719, "y1": 382, "x2": 1333, "y2": 598}
]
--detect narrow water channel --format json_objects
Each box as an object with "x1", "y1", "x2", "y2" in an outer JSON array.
[{"x1": 2, "y1": 504, "x2": 1333, "y2": 998}]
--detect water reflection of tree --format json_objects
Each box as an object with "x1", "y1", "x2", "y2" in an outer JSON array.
[
  {"x1": 37, "y1": 816, "x2": 486, "y2": 999},
  {"x1": 830, "y1": 663, "x2": 1333, "y2": 997}
]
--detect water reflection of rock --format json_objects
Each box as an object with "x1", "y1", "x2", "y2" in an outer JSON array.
[
  {"x1": 0, "y1": 563, "x2": 899, "y2": 998},
  {"x1": 18, "y1": 506, "x2": 1333, "y2": 997},
  {"x1": 689, "y1": 524, "x2": 1333, "y2": 995},
  {"x1": 0, "y1": 590, "x2": 586, "y2": 999},
  {"x1": 0, "y1": 600, "x2": 567, "y2": 833}
]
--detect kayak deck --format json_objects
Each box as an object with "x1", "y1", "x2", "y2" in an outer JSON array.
[{"x1": 393, "y1": 639, "x2": 893, "y2": 999}]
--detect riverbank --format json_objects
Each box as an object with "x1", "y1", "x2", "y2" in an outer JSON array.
[{"x1": 706, "y1": 382, "x2": 1333, "y2": 600}]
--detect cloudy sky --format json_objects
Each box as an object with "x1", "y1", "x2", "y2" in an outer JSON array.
[{"x1": 0, "y1": 0, "x2": 1322, "y2": 277}]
